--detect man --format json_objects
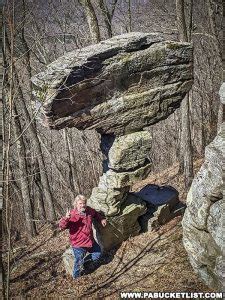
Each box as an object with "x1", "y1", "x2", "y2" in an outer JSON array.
[{"x1": 59, "y1": 195, "x2": 107, "y2": 279}]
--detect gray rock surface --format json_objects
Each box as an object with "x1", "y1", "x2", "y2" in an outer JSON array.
[
  {"x1": 87, "y1": 130, "x2": 151, "y2": 248},
  {"x1": 108, "y1": 131, "x2": 152, "y2": 170},
  {"x1": 182, "y1": 129, "x2": 224, "y2": 290},
  {"x1": 136, "y1": 184, "x2": 184, "y2": 231},
  {"x1": 103, "y1": 163, "x2": 152, "y2": 189},
  {"x1": 88, "y1": 185, "x2": 129, "y2": 217},
  {"x1": 94, "y1": 193, "x2": 147, "y2": 250},
  {"x1": 88, "y1": 132, "x2": 151, "y2": 218},
  {"x1": 62, "y1": 248, "x2": 74, "y2": 276},
  {"x1": 32, "y1": 32, "x2": 193, "y2": 135}
]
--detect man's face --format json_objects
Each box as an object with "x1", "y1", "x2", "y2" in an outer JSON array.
[{"x1": 76, "y1": 200, "x2": 87, "y2": 212}]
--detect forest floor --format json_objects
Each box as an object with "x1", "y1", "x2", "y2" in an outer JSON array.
[{"x1": 4, "y1": 159, "x2": 213, "y2": 299}]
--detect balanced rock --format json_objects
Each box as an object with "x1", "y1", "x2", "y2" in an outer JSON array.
[
  {"x1": 32, "y1": 32, "x2": 193, "y2": 253},
  {"x1": 102, "y1": 163, "x2": 151, "y2": 189},
  {"x1": 182, "y1": 128, "x2": 224, "y2": 290},
  {"x1": 31, "y1": 32, "x2": 193, "y2": 135},
  {"x1": 88, "y1": 155, "x2": 151, "y2": 217},
  {"x1": 88, "y1": 159, "x2": 151, "y2": 218}
]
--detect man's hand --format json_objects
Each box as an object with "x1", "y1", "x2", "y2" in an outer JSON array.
[
  {"x1": 101, "y1": 219, "x2": 107, "y2": 227},
  {"x1": 66, "y1": 209, "x2": 71, "y2": 219}
]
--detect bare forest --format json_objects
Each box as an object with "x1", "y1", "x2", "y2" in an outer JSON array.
[{"x1": 1, "y1": 0, "x2": 223, "y2": 298}]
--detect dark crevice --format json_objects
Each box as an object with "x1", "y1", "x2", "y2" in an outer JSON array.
[
  {"x1": 124, "y1": 42, "x2": 154, "y2": 53},
  {"x1": 100, "y1": 134, "x2": 116, "y2": 172},
  {"x1": 191, "y1": 223, "x2": 209, "y2": 234}
]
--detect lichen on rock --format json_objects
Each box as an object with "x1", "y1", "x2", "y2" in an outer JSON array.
[
  {"x1": 31, "y1": 32, "x2": 193, "y2": 135},
  {"x1": 182, "y1": 127, "x2": 224, "y2": 290}
]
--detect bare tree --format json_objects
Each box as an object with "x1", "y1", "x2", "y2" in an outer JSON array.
[
  {"x1": 79, "y1": 0, "x2": 101, "y2": 43},
  {"x1": 12, "y1": 103, "x2": 37, "y2": 236},
  {"x1": 176, "y1": 0, "x2": 194, "y2": 188},
  {"x1": 97, "y1": 0, "x2": 118, "y2": 38}
]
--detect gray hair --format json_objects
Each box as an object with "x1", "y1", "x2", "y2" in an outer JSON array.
[{"x1": 73, "y1": 194, "x2": 87, "y2": 206}]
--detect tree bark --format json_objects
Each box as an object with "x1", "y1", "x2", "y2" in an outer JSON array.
[
  {"x1": 98, "y1": 0, "x2": 118, "y2": 38},
  {"x1": 176, "y1": 0, "x2": 194, "y2": 188},
  {"x1": 63, "y1": 129, "x2": 81, "y2": 196},
  {"x1": 127, "y1": 0, "x2": 132, "y2": 32},
  {"x1": 98, "y1": 0, "x2": 112, "y2": 38},
  {"x1": 39, "y1": 135, "x2": 75, "y2": 198},
  {"x1": 13, "y1": 104, "x2": 37, "y2": 236},
  {"x1": 80, "y1": 0, "x2": 101, "y2": 43},
  {"x1": 182, "y1": 94, "x2": 194, "y2": 187},
  {"x1": 176, "y1": 0, "x2": 188, "y2": 42}
]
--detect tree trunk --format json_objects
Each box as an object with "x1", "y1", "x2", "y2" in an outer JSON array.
[
  {"x1": 63, "y1": 129, "x2": 81, "y2": 196},
  {"x1": 182, "y1": 94, "x2": 194, "y2": 187},
  {"x1": 176, "y1": 0, "x2": 194, "y2": 188},
  {"x1": 14, "y1": 72, "x2": 56, "y2": 220},
  {"x1": 176, "y1": 0, "x2": 188, "y2": 42},
  {"x1": 39, "y1": 135, "x2": 75, "y2": 198},
  {"x1": 4, "y1": 32, "x2": 56, "y2": 221},
  {"x1": 13, "y1": 104, "x2": 37, "y2": 236},
  {"x1": 98, "y1": 0, "x2": 112, "y2": 38},
  {"x1": 17, "y1": 5, "x2": 57, "y2": 220},
  {"x1": 127, "y1": 0, "x2": 132, "y2": 32},
  {"x1": 80, "y1": 0, "x2": 101, "y2": 43}
]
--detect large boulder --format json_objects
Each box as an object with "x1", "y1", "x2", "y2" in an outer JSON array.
[
  {"x1": 88, "y1": 130, "x2": 152, "y2": 220},
  {"x1": 89, "y1": 185, "x2": 129, "y2": 217},
  {"x1": 182, "y1": 128, "x2": 224, "y2": 290},
  {"x1": 101, "y1": 163, "x2": 152, "y2": 189},
  {"x1": 88, "y1": 132, "x2": 152, "y2": 218},
  {"x1": 31, "y1": 32, "x2": 193, "y2": 135}
]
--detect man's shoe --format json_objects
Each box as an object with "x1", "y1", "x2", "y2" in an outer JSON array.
[{"x1": 84, "y1": 261, "x2": 100, "y2": 274}]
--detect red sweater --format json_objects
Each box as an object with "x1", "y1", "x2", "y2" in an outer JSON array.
[{"x1": 59, "y1": 206, "x2": 104, "y2": 248}]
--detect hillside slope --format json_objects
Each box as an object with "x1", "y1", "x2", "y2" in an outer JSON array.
[{"x1": 4, "y1": 160, "x2": 212, "y2": 298}]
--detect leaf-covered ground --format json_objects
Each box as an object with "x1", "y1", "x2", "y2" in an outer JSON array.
[{"x1": 4, "y1": 159, "x2": 212, "y2": 299}]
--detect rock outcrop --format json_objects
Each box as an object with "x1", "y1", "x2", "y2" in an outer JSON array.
[
  {"x1": 182, "y1": 118, "x2": 224, "y2": 289},
  {"x1": 32, "y1": 32, "x2": 193, "y2": 251}
]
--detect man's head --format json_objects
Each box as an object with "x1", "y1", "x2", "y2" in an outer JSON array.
[{"x1": 73, "y1": 195, "x2": 87, "y2": 213}]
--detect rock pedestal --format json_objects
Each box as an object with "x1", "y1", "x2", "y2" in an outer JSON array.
[{"x1": 88, "y1": 131, "x2": 151, "y2": 249}]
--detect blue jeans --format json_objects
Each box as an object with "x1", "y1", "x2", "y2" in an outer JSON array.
[{"x1": 72, "y1": 241, "x2": 102, "y2": 278}]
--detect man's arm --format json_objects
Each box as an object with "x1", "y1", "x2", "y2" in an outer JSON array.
[
  {"x1": 59, "y1": 217, "x2": 70, "y2": 230},
  {"x1": 92, "y1": 208, "x2": 107, "y2": 227},
  {"x1": 59, "y1": 209, "x2": 71, "y2": 230}
]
